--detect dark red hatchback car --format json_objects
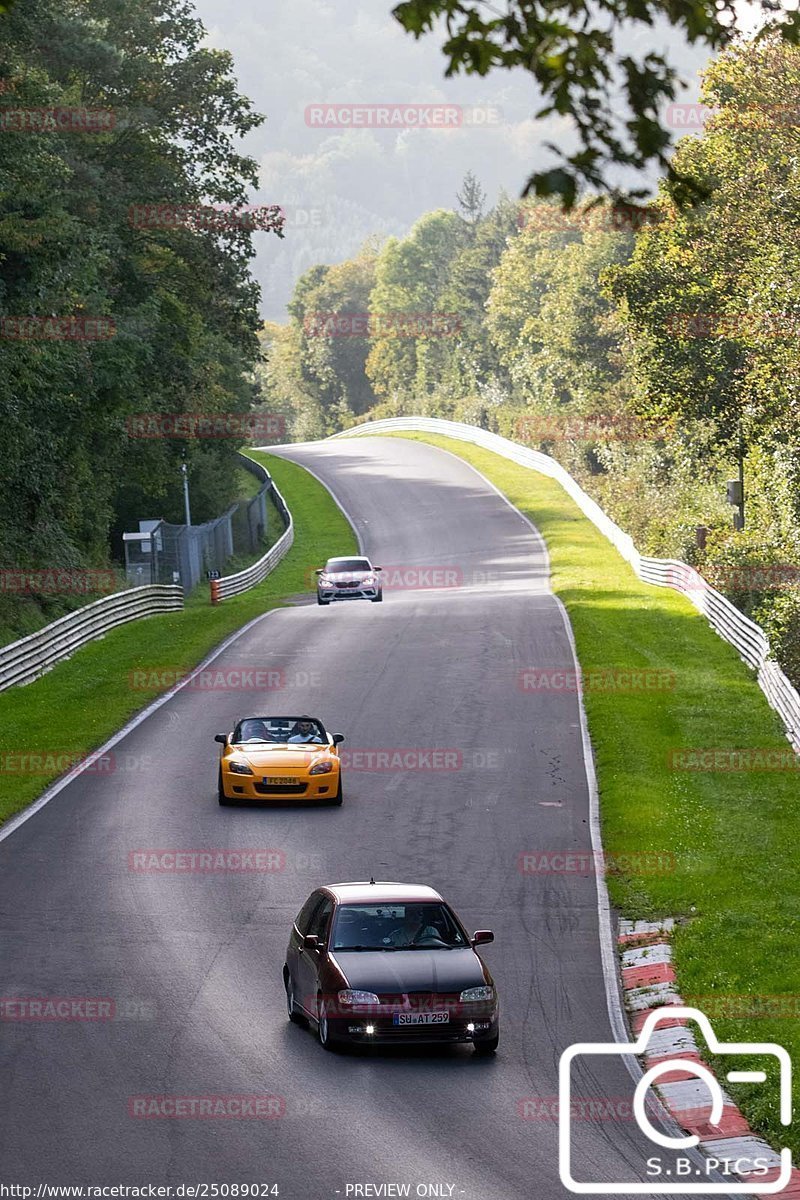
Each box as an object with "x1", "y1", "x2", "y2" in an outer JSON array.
[{"x1": 283, "y1": 880, "x2": 499, "y2": 1053}]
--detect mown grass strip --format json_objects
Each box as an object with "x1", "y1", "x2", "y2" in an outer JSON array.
[
  {"x1": 0, "y1": 451, "x2": 356, "y2": 827},
  {"x1": 386, "y1": 430, "x2": 798, "y2": 1155}
]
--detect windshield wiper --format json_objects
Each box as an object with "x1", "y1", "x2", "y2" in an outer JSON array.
[
  {"x1": 333, "y1": 944, "x2": 404, "y2": 952},
  {"x1": 405, "y1": 943, "x2": 454, "y2": 950}
]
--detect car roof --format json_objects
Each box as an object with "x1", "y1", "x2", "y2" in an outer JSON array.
[
  {"x1": 323, "y1": 881, "x2": 444, "y2": 904},
  {"x1": 326, "y1": 556, "x2": 370, "y2": 564}
]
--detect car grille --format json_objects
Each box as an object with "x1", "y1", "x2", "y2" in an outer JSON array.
[
  {"x1": 375, "y1": 992, "x2": 459, "y2": 1010},
  {"x1": 336, "y1": 581, "x2": 361, "y2": 589},
  {"x1": 254, "y1": 782, "x2": 308, "y2": 795},
  {"x1": 342, "y1": 991, "x2": 494, "y2": 1041},
  {"x1": 371, "y1": 1023, "x2": 470, "y2": 1041}
]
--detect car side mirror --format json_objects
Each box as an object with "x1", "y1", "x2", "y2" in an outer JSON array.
[
  {"x1": 373, "y1": 566, "x2": 382, "y2": 571},
  {"x1": 302, "y1": 934, "x2": 320, "y2": 950},
  {"x1": 214, "y1": 734, "x2": 228, "y2": 744},
  {"x1": 332, "y1": 733, "x2": 345, "y2": 745},
  {"x1": 314, "y1": 568, "x2": 323, "y2": 575},
  {"x1": 472, "y1": 930, "x2": 494, "y2": 946}
]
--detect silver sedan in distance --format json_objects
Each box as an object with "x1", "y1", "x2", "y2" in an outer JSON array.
[{"x1": 315, "y1": 556, "x2": 383, "y2": 605}]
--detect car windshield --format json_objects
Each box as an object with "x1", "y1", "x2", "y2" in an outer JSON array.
[
  {"x1": 330, "y1": 902, "x2": 468, "y2": 951},
  {"x1": 232, "y1": 717, "x2": 326, "y2": 744},
  {"x1": 325, "y1": 558, "x2": 372, "y2": 573}
]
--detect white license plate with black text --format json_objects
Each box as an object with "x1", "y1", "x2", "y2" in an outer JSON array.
[{"x1": 393, "y1": 1012, "x2": 449, "y2": 1026}]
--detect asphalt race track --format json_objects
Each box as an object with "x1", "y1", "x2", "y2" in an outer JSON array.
[{"x1": 1, "y1": 437, "x2": 695, "y2": 1198}]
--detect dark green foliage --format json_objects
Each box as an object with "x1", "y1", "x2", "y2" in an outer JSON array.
[
  {"x1": 0, "y1": 0, "x2": 282, "y2": 622},
  {"x1": 270, "y1": 35, "x2": 800, "y2": 686},
  {"x1": 392, "y1": 0, "x2": 800, "y2": 203}
]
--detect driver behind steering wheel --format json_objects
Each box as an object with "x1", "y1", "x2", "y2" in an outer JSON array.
[{"x1": 384, "y1": 908, "x2": 441, "y2": 948}]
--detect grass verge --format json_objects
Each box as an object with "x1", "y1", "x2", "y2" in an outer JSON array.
[
  {"x1": 0, "y1": 451, "x2": 356, "y2": 827},
  {"x1": 383, "y1": 430, "x2": 798, "y2": 1155}
]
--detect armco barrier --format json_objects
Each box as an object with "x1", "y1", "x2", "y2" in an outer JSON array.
[
  {"x1": 0, "y1": 585, "x2": 184, "y2": 693},
  {"x1": 210, "y1": 470, "x2": 293, "y2": 603},
  {"x1": 332, "y1": 417, "x2": 800, "y2": 752}
]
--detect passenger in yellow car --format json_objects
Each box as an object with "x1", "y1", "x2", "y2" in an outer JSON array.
[{"x1": 288, "y1": 718, "x2": 324, "y2": 744}]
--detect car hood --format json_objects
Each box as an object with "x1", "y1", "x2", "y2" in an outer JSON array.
[
  {"x1": 324, "y1": 572, "x2": 372, "y2": 583},
  {"x1": 330, "y1": 948, "x2": 490, "y2": 993},
  {"x1": 232, "y1": 746, "x2": 329, "y2": 769}
]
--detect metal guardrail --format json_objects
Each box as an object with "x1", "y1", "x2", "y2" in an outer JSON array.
[
  {"x1": 210, "y1": 469, "x2": 294, "y2": 603},
  {"x1": 237, "y1": 451, "x2": 271, "y2": 556},
  {"x1": 237, "y1": 453, "x2": 270, "y2": 490},
  {"x1": 0, "y1": 457, "x2": 290, "y2": 691},
  {"x1": 333, "y1": 416, "x2": 800, "y2": 752},
  {"x1": 0, "y1": 584, "x2": 184, "y2": 693}
]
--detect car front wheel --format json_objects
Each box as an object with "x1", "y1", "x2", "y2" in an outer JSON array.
[
  {"x1": 317, "y1": 594, "x2": 330, "y2": 606},
  {"x1": 218, "y1": 767, "x2": 231, "y2": 806},
  {"x1": 371, "y1": 591, "x2": 383, "y2": 603},
  {"x1": 285, "y1": 973, "x2": 304, "y2": 1025},
  {"x1": 317, "y1": 997, "x2": 339, "y2": 1051},
  {"x1": 327, "y1": 777, "x2": 343, "y2": 806},
  {"x1": 473, "y1": 1031, "x2": 499, "y2": 1055}
]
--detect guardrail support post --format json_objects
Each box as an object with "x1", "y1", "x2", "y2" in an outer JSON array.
[{"x1": 210, "y1": 579, "x2": 220, "y2": 605}]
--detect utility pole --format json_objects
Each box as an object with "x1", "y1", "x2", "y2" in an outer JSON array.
[
  {"x1": 737, "y1": 422, "x2": 745, "y2": 530},
  {"x1": 181, "y1": 461, "x2": 192, "y2": 527},
  {"x1": 726, "y1": 422, "x2": 745, "y2": 531}
]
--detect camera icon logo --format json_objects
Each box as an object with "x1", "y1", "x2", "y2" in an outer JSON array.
[{"x1": 559, "y1": 1006, "x2": 792, "y2": 1194}]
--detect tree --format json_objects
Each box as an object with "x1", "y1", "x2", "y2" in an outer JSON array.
[
  {"x1": 430, "y1": 192, "x2": 519, "y2": 399},
  {"x1": 456, "y1": 171, "x2": 486, "y2": 227},
  {"x1": 365, "y1": 210, "x2": 465, "y2": 401},
  {"x1": 255, "y1": 322, "x2": 327, "y2": 443},
  {"x1": 486, "y1": 200, "x2": 634, "y2": 428},
  {"x1": 0, "y1": 0, "x2": 283, "y2": 604},
  {"x1": 606, "y1": 37, "x2": 800, "y2": 448},
  {"x1": 300, "y1": 251, "x2": 379, "y2": 418},
  {"x1": 279, "y1": 247, "x2": 379, "y2": 426},
  {"x1": 525, "y1": 222, "x2": 634, "y2": 414},
  {"x1": 392, "y1": 0, "x2": 800, "y2": 205},
  {"x1": 485, "y1": 201, "x2": 581, "y2": 394}
]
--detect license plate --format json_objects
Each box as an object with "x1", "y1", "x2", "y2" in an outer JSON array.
[
  {"x1": 392, "y1": 1012, "x2": 449, "y2": 1026},
  {"x1": 263, "y1": 776, "x2": 296, "y2": 785}
]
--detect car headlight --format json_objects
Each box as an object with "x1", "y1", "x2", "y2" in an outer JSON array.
[
  {"x1": 459, "y1": 986, "x2": 495, "y2": 1002},
  {"x1": 228, "y1": 760, "x2": 253, "y2": 775},
  {"x1": 338, "y1": 990, "x2": 380, "y2": 1006},
  {"x1": 362, "y1": 574, "x2": 376, "y2": 585},
  {"x1": 309, "y1": 760, "x2": 333, "y2": 775},
  {"x1": 318, "y1": 575, "x2": 330, "y2": 585}
]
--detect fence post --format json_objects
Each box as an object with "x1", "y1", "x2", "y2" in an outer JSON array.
[{"x1": 210, "y1": 578, "x2": 220, "y2": 605}]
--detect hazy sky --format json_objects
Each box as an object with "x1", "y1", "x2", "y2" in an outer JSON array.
[{"x1": 192, "y1": 0, "x2": 712, "y2": 321}]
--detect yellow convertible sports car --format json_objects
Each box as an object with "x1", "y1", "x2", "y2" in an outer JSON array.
[{"x1": 215, "y1": 715, "x2": 345, "y2": 806}]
